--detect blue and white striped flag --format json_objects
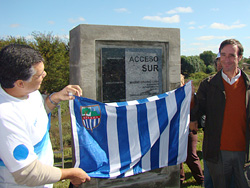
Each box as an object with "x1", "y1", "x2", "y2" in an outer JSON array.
[{"x1": 69, "y1": 81, "x2": 192, "y2": 178}]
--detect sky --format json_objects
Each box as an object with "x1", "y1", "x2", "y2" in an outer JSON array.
[{"x1": 1, "y1": 0, "x2": 250, "y2": 57}]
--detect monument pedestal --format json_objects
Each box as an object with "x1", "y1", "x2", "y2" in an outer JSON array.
[
  {"x1": 77, "y1": 165, "x2": 180, "y2": 188},
  {"x1": 69, "y1": 24, "x2": 181, "y2": 188}
]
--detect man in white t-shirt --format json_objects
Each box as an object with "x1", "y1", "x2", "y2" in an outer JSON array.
[{"x1": 0, "y1": 44, "x2": 91, "y2": 187}]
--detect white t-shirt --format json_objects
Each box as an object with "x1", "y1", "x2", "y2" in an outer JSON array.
[{"x1": 0, "y1": 86, "x2": 53, "y2": 188}]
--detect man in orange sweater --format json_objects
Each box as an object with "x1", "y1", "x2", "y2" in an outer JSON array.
[{"x1": 190, "y1": 39, "x2": 250, "y2": 188}]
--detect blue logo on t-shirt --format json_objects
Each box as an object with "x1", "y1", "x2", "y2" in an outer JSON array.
[{"x1": 13, "y1": 144, "x2": 29, "y2": 160}]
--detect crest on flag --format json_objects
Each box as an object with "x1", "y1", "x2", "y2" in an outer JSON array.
[{"x1": 81, "y1": 105, "x2": 101, "y2": 131}]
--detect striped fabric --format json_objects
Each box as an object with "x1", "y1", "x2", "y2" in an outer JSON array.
[{"x1": 69, "y1": 81, "x2": 192, "y2": 178}]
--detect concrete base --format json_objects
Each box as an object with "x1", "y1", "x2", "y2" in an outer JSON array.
[{"x1": 76, "y1": 165, "x2": 180, "y2": 188}]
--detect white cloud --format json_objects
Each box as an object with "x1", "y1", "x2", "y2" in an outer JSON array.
[
  {"x1": 210, "y1": 22, "x2": 246, "y2": 30},
  {"x1": 114, "y1": 8, "x2": 129, "y2": 13},
  {"x1": 25, "y1": 35, "x2": 34, "y2": 40},
  {"x1": 196, "y1": 35, "x2": 230, "y2": 41},
  {"x1": 191, "y1": 43, "x2": 203, "y2": 46},
  {"x1": 199, "y1": 45, "x2": 219, "y2": 53},
  {"x1": 3, "y1": 35, "x2": 33, "y2": 41},
  {"x1": 198, "y1": 25, "x2": 206, "y2": 29},
  {"x1": 167, "y1": 7, "x2": 193, "y2": 14},
  {"x1": 233, "y1": 20, "x2": 241, "y2": 24},
  {"x1": 10, "y1": 24, "x2": 20, "y2": 28},
  {"x1": 68, "y1": 17, "x2": 85, "y2": 23},
  {"x1": 143, "y1": 15, "x2": 180, "y2": 23},
  {"x1": 182, "y1": 45, "x2": 220, "y2": 56},
  {"x1": 188, "y1": 26, "x2": 195, "y2": 29},
  {"x1": 181, "y1": 47, "x2": 199, "y2": 55},
  {"x1": 188, "y1": 21, "x2": 195, "y2": 25},
  {"x1": 211, "y1": 8, "x2": 219, "y2": 11},
  {"x1": 55, "y1": 34, "x2": 69, "y2": 41},
  {"x1": 48, "y1": 21, "x2": 55, "y2": 25},
  {"x1": 181, "y1": 42, "x2": 222, "y2": 56}
]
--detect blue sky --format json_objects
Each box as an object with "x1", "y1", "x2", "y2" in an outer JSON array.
[{"x1": 1, "y1": 0, "x2": 250, "y2": 57}]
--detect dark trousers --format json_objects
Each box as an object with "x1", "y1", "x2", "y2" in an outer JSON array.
[
  {"x1": 204, "y1": 159, "x2": 214, "y2": 188},
  {"x1": 206, "y1": 150, "x2": 248, "y2": 188},
  {"x1": 180, "y1": 131, "x2": 204, "y2": 184}
]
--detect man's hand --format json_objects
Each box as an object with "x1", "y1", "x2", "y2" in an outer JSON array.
[
  {"x1": 50, "y1": 85, "x2": 82, "y2": 103},
  {"x1": 189, "y1": 121, "x2": 198, "y2": 132},
  {"x1": 61, "y1": 168, "x2": 91, "y2": 187},
  {"x1": 46, "y1": 85, "x2": 82, "y2": 110}
]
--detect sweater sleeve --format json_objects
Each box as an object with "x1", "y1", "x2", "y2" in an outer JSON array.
[{"x1": 12, "y1": 159, "x2": 61, "y2": 186}]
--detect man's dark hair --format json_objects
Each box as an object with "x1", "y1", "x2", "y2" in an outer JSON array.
[
  {"x1": 0, "y1": 44, "x2": 44, "y2": 88},
  {"x1": 219, "y1": 39, "x2": 244, "y2": 56}
]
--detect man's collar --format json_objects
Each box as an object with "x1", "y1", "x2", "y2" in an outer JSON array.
[{"x1": 221, "y1": 68, "x2": 241, "y2": 85}]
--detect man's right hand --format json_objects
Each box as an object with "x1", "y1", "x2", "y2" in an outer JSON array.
[
  {"x1": 189, "y1": 121, "x2": 198, "y2": 132},
  {"x1": 61, "y1": 168, "x2": 91, "y2": 187}
]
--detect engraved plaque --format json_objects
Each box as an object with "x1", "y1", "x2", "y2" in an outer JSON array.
[
  {"x1": 125, "y1": 48, "x2": 162, "y2": 101},
  {"x1": 101, "y1": 47, "x2": 162, "y2": 102}
]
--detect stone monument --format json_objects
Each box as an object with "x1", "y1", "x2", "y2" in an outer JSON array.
[{"x1": 69, "y1": 24, "x2": 181, "y2": 188}]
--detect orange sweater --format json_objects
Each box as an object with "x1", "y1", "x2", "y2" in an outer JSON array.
[{"x1": 220, "y1": 76, "x2": 246, "y2": 151}]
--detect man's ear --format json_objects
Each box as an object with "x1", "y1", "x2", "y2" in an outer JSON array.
[
  {"x1": 14, "y1": 80, "x2": 25, "y2": 88},
  {"x1": 239, "y1": 55, "x2": 243, "y2": 61}
]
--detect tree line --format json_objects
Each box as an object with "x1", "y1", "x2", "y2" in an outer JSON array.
[
  {"x1": 182, "y1": 51, "x2": 250, "y2": 77},
  {"x1": 1, "y1": 33, "x2": 250, "y2": 94},
  {"x1": 0, "y1": 32, "x2": 69, "y2": 94}
]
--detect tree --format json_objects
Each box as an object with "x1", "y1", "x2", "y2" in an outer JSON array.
[
  {"x1": 188, "y1": 72, "x2": 210, "y2": 91},
  {"x1": 206, "y1": 65, "x2": 216, "y2": 74},
  {"x1": 181, "y1": 55, "x2": 206, "y2": 77},
  {"x1": 32, "y1": 32, "x2": 69, "y2": 94},
  {"x1": 199, "y1": 51, "x2": 217, "y2": 67},
  {"x1": 0, "y1": 33, "x2": 70, "y2": 94},
  {"x1": 0, "y1": 36, "x2": 32, "y2": 49}
]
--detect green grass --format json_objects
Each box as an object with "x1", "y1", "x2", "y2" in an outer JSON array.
[
  {"x1": 53, "y1": 179, "x2": 70, "y2": 188},
  {"x1": 50, "y1": 104, "x2": 205, "y2": 188}
]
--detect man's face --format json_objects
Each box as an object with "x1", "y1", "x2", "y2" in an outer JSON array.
[
  {"x1": 220, "y1": 44, "x2": 241, "y2": 74},
  {"x1": 23, "y1": 61, "x2": 46, "y2": 93}
]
